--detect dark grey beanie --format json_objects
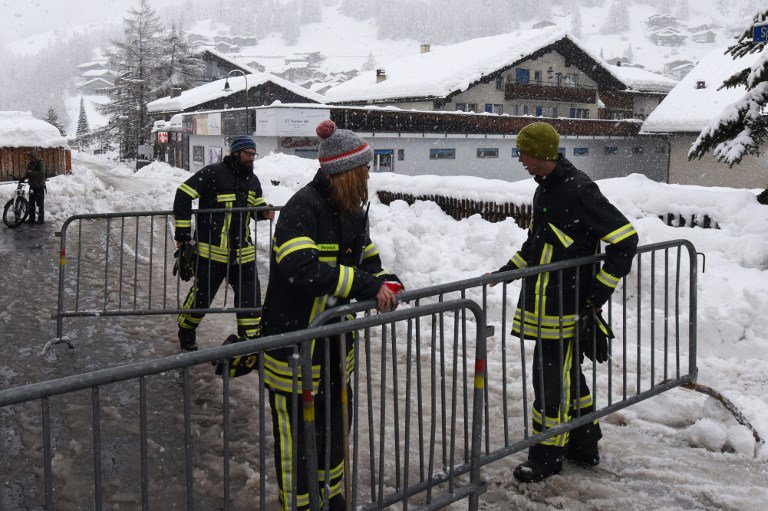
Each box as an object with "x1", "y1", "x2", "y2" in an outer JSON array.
[{"x1": 316, "y1": 120, "x2": 372, "y2": 175}]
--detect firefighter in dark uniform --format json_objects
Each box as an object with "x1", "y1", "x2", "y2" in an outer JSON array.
[
  {"x1": 495, "y1": 122, "x2": 638, "y2": 483},
  {"x1": 173, "y1": 135, "x2": 275, "y2": 352},
  {"x1": 261, "y1": 120, "x2": 401, "y2": 510}
]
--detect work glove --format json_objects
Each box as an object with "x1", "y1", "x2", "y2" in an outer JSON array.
[
  {"x1": 579, "y1": 304, "x2": 614, "y2": 364},
  {"x1": 173, "y1": 241, "x2": 195, "y2": 282},
  {"x1": 214, "y1": 334, "x2": 259, "y2": 378}
]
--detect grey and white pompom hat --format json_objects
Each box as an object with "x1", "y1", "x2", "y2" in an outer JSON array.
[{"x1": 316, "y1": 120, "x2": 373, "y2": 175}]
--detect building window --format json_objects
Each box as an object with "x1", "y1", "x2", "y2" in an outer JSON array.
[
  {"x1": 569, "y1": 108, "x2": 590, "y2": 119},
  {"x1": 512, "y1": 148, "x2": 520, "y2": 158},
  {"x1": 455, "y1": 102, "x2": 467, "y2": 112},
  {"x1": 510, "y1": 104, "x2": 529, "y2": 116},
  {"x1": 515, "y1": 68, "x2": 530, "y2": 84},
  {"x1": 398, "y1": 149, "x2": 405, "y2": 161},
  {"x1": 558, "y1": 147, "x2": 566, "y2": 156},
  {"x1": 477, "y1": 148, "x2": 499, "y2": 158},
  {"x1": 430, "y1": 148, "x2": 456, "y2": 160},
  {"x1": 632, "y1": 146, "x2": 644, "y2": 154},
  {"x1": 495, "y1": 75, "x2": 504, "y2": 90},
  {"x1": 484, "y1": 104, "x2": 503, "y2": 114},
  {"x1": 574, "y1": 147, "x2": 589, "y2": 156},
  {"x1": 537, "y1": 106, "x2": 557, "y2": 117},
  {"x1": 604, "y1": 146, "x2": 619, "y2": 155},
  {"x1": 534, "y1": 70, "x2": 542, "y2": 84},
  {"x1": 467, "y1": 103, "x2": 477, "y2": 113}
]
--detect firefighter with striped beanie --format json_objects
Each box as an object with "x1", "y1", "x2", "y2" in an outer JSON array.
[{"x1": 261, "y1": 120, "x2": 402, "y2": 510}]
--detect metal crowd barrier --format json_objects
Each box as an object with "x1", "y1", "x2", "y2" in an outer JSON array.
[
  {"x1": 10, "y1": 237, "x2": 697, "y2": 509},
  {"x1": 0, "y1": 299, "x2": 487, "y2": 511},
  {"x1": 53, "y1": 206, "x2": 278, "y2": 345}
]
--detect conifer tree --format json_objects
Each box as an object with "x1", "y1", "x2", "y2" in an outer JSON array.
[
  {"x1": 44, "y1": 106, "x2": 66, "y2": 136},
  {"x1": 602, "y1": 0, "x2": 630, "y2": 34},
  {"x1": 571, "y1": 4, "x2": 583, "y2": 39},
  {"x1": 154, "y1": 21, "x2": 205, "y2": 97},
  {"x1": 76, "y1": 97, "x2": 90, "y2": 137},
  {"x1": 361, "y1": 52, "x2": 377, "y2": 72},
  {"x1": 689, "y1": 10, "x2": 768, "y2": 173},
  {"x1": 100, "y1": 0, "x2": 164, "y2": 159}
]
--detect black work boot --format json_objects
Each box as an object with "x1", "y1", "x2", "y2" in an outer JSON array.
[
  {"x1": 566, "y1": 443, "x2": 600, "y2": 466},
  {"x1": 178, "y1": 329, "x2": 198, "y2": 351},
  {"x1": 513, "y1": 457, "x2": 562, "y2": 483}
]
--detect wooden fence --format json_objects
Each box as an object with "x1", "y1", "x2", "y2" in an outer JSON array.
[
  {"x1": 0, "y1": 147, "x2": 72, "y2": 182},
  {"x1": 376, "y1": 190, "x2": 719, "y2": 230}
]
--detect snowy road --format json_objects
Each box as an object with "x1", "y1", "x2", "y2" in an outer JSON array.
[{"x1": 1, "y1": 154, "x2": 767, "y2": 510}]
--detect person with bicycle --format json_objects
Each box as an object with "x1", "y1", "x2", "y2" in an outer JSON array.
[{"x1": 25, "y1": 150, "x2": 46, "y2": 224}]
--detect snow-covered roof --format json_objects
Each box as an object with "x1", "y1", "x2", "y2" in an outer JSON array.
[
  {"x1": 607, "y1": 64, "x2": 678, "y2": 93},
  {"x1": 324, "y1": 26, "x2": 621, "y2": 103},
  {"x1": 0, "y1": 111, "x2": 69, "y2": 148},
  {"x1": 197, "y1": 48, "x2": 258, "y2": 74},
  {"x1": 82, "y1": 69, "x2": 114, "y2": 78},
  {"x1": 76, "y1": 60, "x2": 108, "y2": 70},
  {"x1": 642, "y1": 46, "x2": 763, "y2": 134},
  {"x1": 147, "y1": 72, "x2": 326, "y2": 113},
  {"x1": 83, "y1": 78, "x2": 113, "y2": 88}
]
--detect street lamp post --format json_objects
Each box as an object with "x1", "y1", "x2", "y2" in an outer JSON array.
[{"x1": 223, "y1": 70, "x2": 250, "y2": 134}]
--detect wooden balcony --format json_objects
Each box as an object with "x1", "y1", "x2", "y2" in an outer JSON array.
[{"x1": 505, "y1": 81, "x2": 596, "y2": 103}]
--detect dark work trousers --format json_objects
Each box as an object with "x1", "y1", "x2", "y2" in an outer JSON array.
[
  {"x1": 269, "y1": 366, "x2": 352, "y2": 511},
  {"x1": 528, "y1": 337, "x2": 602, "y2": 464},
  {"x1": 177, "y1": 258, "x2": 261, "y2": 338},
  {"x1": 28, "y1": 186, "x2": 45, "y2": 223}
]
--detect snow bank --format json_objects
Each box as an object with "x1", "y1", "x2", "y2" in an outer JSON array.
[{"x1": 0, "y1": 111, "x2": 69, "y2": 148}]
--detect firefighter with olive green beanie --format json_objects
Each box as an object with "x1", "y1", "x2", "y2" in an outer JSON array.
[{"x1": 494, "y1": 122, "x2": 638, "y2": 483}]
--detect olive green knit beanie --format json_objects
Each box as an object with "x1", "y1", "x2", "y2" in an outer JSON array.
[{"x1": 516, "y1": 122, "x2": 560, "y2": 161}]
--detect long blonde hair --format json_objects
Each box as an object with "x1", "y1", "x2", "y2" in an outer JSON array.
[{"x1": 328, "y1": 165, "x2": 369, "y2": 214}]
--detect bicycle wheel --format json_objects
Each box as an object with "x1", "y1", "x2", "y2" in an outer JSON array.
[{"x1": 3, "y1": 197, "x2": 28, "y2": 228}]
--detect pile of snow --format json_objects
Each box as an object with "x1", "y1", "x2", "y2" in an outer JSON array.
[
  {"x1": 0, "y1": 111, "x2": 68, "y2": 148},
  {"x1": 0, "y1": 153, "x2": 768, "y2": 460}
]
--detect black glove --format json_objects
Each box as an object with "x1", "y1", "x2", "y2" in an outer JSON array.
[
  {"x1": 579, "y1": 305, "x2": 614, "y2": 363},
  {"x1": 214, "y1": 334, "x2": 260, "y2": 378},
  {"x1": 173, "y1": 241, "x2": 195, "y2": 282}
]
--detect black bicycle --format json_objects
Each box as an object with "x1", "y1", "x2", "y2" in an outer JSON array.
[{"x1": 3, "y1": 175, "x2": 29, "y2": 228}]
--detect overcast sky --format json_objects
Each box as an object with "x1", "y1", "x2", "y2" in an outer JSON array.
[{"x1": 0, "y1": 0, "x2": 168, "y2": 44}]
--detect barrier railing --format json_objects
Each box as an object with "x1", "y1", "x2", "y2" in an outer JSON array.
[
  {"x1": 52, "y1": 206, "x2": 278, "y2": 346},
  {"x1": 11, "y1": 238, "x2": 697, "y2": 509},
  {"x1": 305, "y1": 239, "x2": 697, "y2": 477}
]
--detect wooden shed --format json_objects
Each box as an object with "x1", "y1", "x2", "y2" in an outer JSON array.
[{"x1": 0, "y1": 111, "x2": 71, "y2": 182}]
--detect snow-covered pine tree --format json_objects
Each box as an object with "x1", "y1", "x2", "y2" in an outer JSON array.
[
  {"x1": 44, "y1": 106, "x2": 66, "y2": 137},
  {"x1": 602, "y1": 0, "x2": 630, "y2": 34},
  {"x1": 154, "y1": 22, "x2": 205, "y2": 98},
  {"x1": 283, "y1": 0, "x2": 301, "y2": 45},
  {"x1": 100, "y1": 0, "x2": 165, "y2": 159},
  {"x1": 361, "y1": 52, "x2": 377, "y2": 72},
  {"x1": 76, "y1": 97, "x2": 90, "y2": 137},
  {"x1": 689, "y1": 10, "x2": 768, "y2": 176},
  {"x1": 623, "y1": 43, "x2": 634, "y2": 63},
  {"x1": 676, "y1": 0, "x2": 690, "y2": 21},
  {"x1": 572, "y1": 4, "x2": 583, "y2": 39}
]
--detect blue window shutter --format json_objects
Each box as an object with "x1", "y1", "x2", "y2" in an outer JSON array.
[
  {"x1": 535, "y1": 106, "x2": 542, "y2": 116},
  {"x1": 515, "y1": 68, "x2": 530, "y2": 84},
  {"x1": 570, "y1": 107, "x2": 576, "y2": 118},
  {"x1": 485, "y1": 104, "x2": 493, "y2": 113}
]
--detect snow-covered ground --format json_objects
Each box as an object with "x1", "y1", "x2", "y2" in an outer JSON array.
[{"x1": 2, "y1": 150, "x2": 768, "y2": 508}]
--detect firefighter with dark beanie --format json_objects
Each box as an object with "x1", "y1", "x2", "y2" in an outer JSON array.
[
  {"x1": 495, "y1": 122, "x2": 638, "y2": 483},
  {"x1": 260, "y1": 120, "x2": 402, "y2": 510}
]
